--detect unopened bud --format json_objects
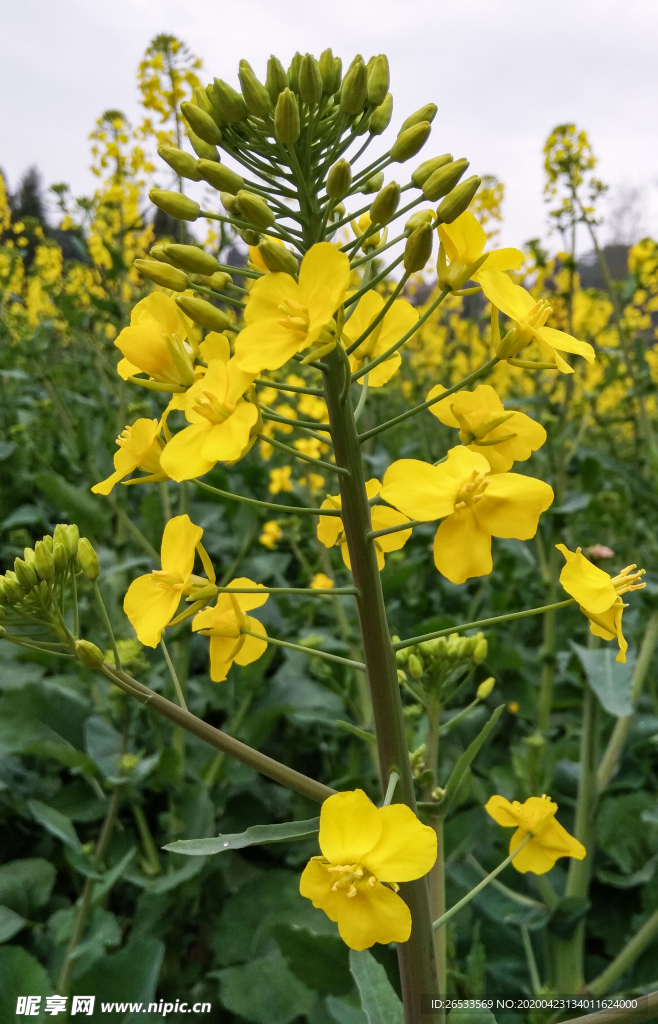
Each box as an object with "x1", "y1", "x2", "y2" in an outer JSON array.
[
  {"x1": 222, "y1": 192, "x2": 239, "y2": 216},
  {"x1": 319, "y1": 48, "x2": 339, "y2": 93},
  {"x1": 419, "y1": 638, "x2": 439, "y2": 656},
  {"x1": 369, "y1": 93, "x2": 393, "y2": 135},
  {"x1": 327, "y1": 159, "x2": 352, "y2": 200},
  {"x1": 399, "y1": 104, "x2": 438, "y2": 134},
  {"x1": 197, "y1": 159, "x2": 244, "y2": 195},
  {"x1": 287, "y1": 52, "x2": 303, "y2": 93},
  {"x1": 367, "y1": 54, "x2": 390, "y2": 106},
  {"x1": 397, "y1": 668, "x2": 407, "y2": 684},
  {"x1": 53, "y1": 524, "x2": 69, "y2": 552},
  {"x1": 75, "y1": 640, "x2": 105, "y2": 669},
  {"x1": 212, "y1": 79, "x2": 248, "y2": 123},
  {"x1": 370, "y1": 181, "x2": 400, "y2": 225},
  {"x1": 206, "y1": 271, "x2": 233, "y2": 290},
  {"x1": 238, "y1": 60, "x2": 271, "y2": 118},
  {"x1": 299, "y1": 53, "x2": 323, "y2": 105},
  {"x1": 149, "y1": 244, "x2": 175, "y2": 265},
  {"x1": 64, "y1": 524, "x2": 80, "y2": 559},
  {"x1": 239, "y1": 228, "x2": 261, "y2": 246},
  {"x1": 23, "y1": 547, "x2": 36, "y2": 566},
  {"x1": 340, "y1": 59, "x2": 367, "y2": 115},
  {"x1": 274, "y1": 88, "x2": 300, "y2": 145},
  {"x1": 412, "y1": 154, "x2": 453, "y2": 189},
  {"x1": 149, "y1": 189, "x2": 200, "y2": 223},
  {"x1": 405, "y1": 209, "x2": 433, "y2": 233},
  {"x1": 472, "y1": 635, "x2": 488, "y2": 664},
  {"x1": 358, "y1": 172, "x2": 384, "y2": 195},
  {"x1": 437, "y1": 176, "x2": 481, "y2": 224},
  {"x1": 193, "y1": 85, "x2": 213, "y2": 116},
  {"x1": 134, "y1": 259, "x2": 188, "y2": 291},
  {"x1": 408, "y1": 653, "x2": 424, "y2": 680},
  {"x1": 3, "y1": 574, "x2": 26, "y2": 603},
  {"x1": 235, "y1": 191, "x2": 275, "y2": 231},
  {"x1": 423, "y1": 158, "x2": 469, "y2": 202},
  {"x1": 163, "y1": 244, "x2": 219, "y2": 276},
  {"x1": 34, "y1": 540, "x2": 56, "y2": 581},
  {"x1": 258, "y1": 239, "x2": 298, "y2": 275},
  {"x1": 180, "y1": 102, "x2": 222, "y2": 146},
  {"x1": 390, "y1": 121, "x2": 431, "y2": 163},
  {"x1": 77, "y1": 538, "x2": 100, "y2": 580},
  {"x1": 395, "y1": 647, "x2": 409, "y2": 665},
  {"x1": 175, "y1": 295, "x2": 230, "y2": 332},
  {"x1": 157, "y1": 145, "x2": 202, "y2": 182},
  {"x1": 41, "y1": 535, "x2": 53, "y2": 552},
  {"x1": 53, "y1": 543, "x2": 68, "y2": 574},
  {"x1": 404, "y1": 223, "x2": 433, "y2": 272},
  {"x1": 476, "y1": 677, "x2": 495, "y2": 700},
  {"x1": 187, "y1": 130, "x2": 219, "y2": 163},
  {"x1": 266, "y1": 55, "x2": 288, "y2": 103},
  {"x1": 14, "y1": 557, "x2": 37, "y2": 592}
]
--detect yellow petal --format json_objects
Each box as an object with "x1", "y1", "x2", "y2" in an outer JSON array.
[
  {"x1": 234, "y1": 615, "x2": 268, "y2": 665},
  {"x1": 538, "y1": 326, "x2": 595, "y2": 364},
  {"x1": 362, "y1": 804, "x2": 437, "y2": 882},
  {"x1": 117, "y1": 357, "x2": 140, "y2": 380},
  {"x1": 342, "y1": 291, "x2": 384, "y2": 348},
  {"x1": 317, "y1": 496, "x2": 343, "y2": 547},
  {"x1": 115, "y1": 317, "x2": 175, "y2": 380},
  {"x1": 474, "y1": 474, "x2": 554, "y2": 540},
  {"x1": 382, "y1": 452, "x2": 484, "y2": 522},
  {"x1": 556, "y1": 544, "x2": 617, "y2": 614},
  {"x1": 476, "y1": 411, "x2": 547, "y2": 468},
  {"x1": 160, "y1": 514, "x2": 203, "y2": 578},
  {"x1": 510, "y1": 828, "x2": 559, "y2": 874},
  {"x1": 160, "y1": 422, "x2": 216, "y2": 482},
  {"x1": 208, "y1": 634, "x2": 242, "y2": 682},
  {"x1": 233, "y1": 319, "x2": 304, "y2": 373},
  {"x1": 433, "y1": 508, "x2": 492, "y2": 584},
  {"x1": 318, "y1": 790, "x2": 382, "y2": 865},
  {"x1": 299, "y1": 243, "x2": 350, "y2": 333},
  {"x1": 477, "y1": 268, "x2": 536, "y2": 323},
  {"x1": 123, "y1": 575, "x2": 181, "y2": 648},
  {"x1": 438, "y1": 211, "x2": 486, "y2": 265},
  {"x1": 135, "y1": 291, "x2": 188, "y2": 338},
  {"x1": 426, "y1": 385, "x2": 456, "y2": 426},
  {"x1": 367, "y1": 353, "x2": 401, "y2": 388},
  {"x1": 199, "y1": 332, "x2": 231, "y2": 364},
  {"x1": 202, "y1": 404, "x2": 259, "y2": 464},
  {"x1": 371, "y1": 506, "x2": 412, "y2": 552},
  {"x1": 365, "y1": 479, "x2": 382, "y2": 499},
  {"x1": 535, "y1": 817, "x2": 586, "y2": 860},
  {"x1": 475, "y1": 247, "x2": 525, "y2": 274},
  {"x1": 484, "y1": 795, "x2": 521, "y2": 828},
  {"x1": 244, "y1": 272, "x2": 299, "y2": 325},
  {"x1": 229, "y1": 577, "x2": 270, "y2": 613}
]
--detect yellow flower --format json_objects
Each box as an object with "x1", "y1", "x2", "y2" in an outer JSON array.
[
  {"x1": 426, "y1": 384, "x2": 547, "y2": 472},
  {"x1": 477, "y1": 268, "x2": 595, "y2": 373},
  {"x1": 124, "y1": 515, "x2": 210, "y2": 647},
  {"x1": 556, "y1": 544, "x2": 646, "y2": 663},
  {"x1": 234, "y1": 243, "x2": 350, "y2": 373},
  {"x1": 159, "y1": 335, "x2": 258, "y2": 482},
  {"x1": 248, "y1": 234, "x2": 285, "y2": 272},
  {"x1": 380, "y1": 447, "x2": 553, "y2": 584},
  {"x1": 485, "y1": 794, "x2": 586, "y2": 874},
  {"x1": 343, "y1": 293, "x2": 418, "y2": 387},
  {"x1": 318, "y1": 480, "x2": 412, "y2": 571},
  {"x1": 92, "y1": 418, "x2": 168, "y2": 495},
  {"x1": 300, "y1": 789, "x2": 437, "y2": 950},
  {"x1": 297, "y1": 393, "x2": 328, "y2": 420},
  {"x1": 115, "y1": 292, "x2": 196, "y2": 389},
  {"x1": 310, "y1": 573, "x2": 334, "y2": 590},
  {"x1": 437, "y1": 210, "x2": 524, "y2": 292},
  {"x1": 192, "y1": 578, "x2": 268, "y2": 682},
  {"x1": 269, "y1": 466, "x2": 294, "y2": 494},
  {"x1": 350, "y1": 213, "x2": 381, "y2": 254},
  {"x1": 260, "y1": 521, "x2": 283, "y2": 549}
]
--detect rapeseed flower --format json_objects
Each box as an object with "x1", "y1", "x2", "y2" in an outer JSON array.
[
  {"x1": 437, "y1": 210, "x2": 524, "y2": 292},
  {"x1": 260, "y1": 521, "x2": 283, "y2": 549},
  {"x1": 192, "y1": 578, "x2": 268, "y2": 682},
  {"x1": 310, "y1": 573, "x2": 334, "y2": 589},
  {"x1": 92, "y1": 418, "x2": 168, "y2": 494},
  {"x1": 269, "y1": 466, "x2": 294, "y2": 494},
  {"x1": 344, "y1": 292, "x2": 418, "y2": 386},
  {"x1": 485, "y1": 794, "x2": 585, "y2": 874},
  {"x1": 300, "y1": 789, "x2": 436, "y2": 950},
  {"x1": 114, "y1": 292, "x2": 197, "y2": 389},
  {"x1": 318, "y1": 480, "x2": 411, "y2": 570}
]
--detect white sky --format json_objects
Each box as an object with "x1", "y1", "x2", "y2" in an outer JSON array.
[{"x1": 3, "y1": 0, "x2": 657, "y2": 251}]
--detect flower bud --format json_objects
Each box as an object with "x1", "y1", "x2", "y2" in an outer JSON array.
[
  {"x1": 274, "y1": 88, "x2": 300, "y2": 145},
  {"x1": 399, "y1": 103, "x2": 438, "y2": 134},
  {"x1": 238, "y1": 60, "x2": 272, "y2": 118},
  {"x1": 369, "y1": 93, "x2": 393, "y2": 136},
  {"x1": 75, "y1": 640, "x2": 105, "y2": 669},
  {"x1": 197, "y1": 159, "x2": 244, "y2": 195},
  {"x1": 423, "y1": 158, "x2": 469, "y2": 202},
  {"x1": 163, "y1": 244, "x2": 220, "y2": 276},
  {"x1": 370, "y1": 181, "x2": 400, "y2": 225},
  {"x1": 149, "y1": 190, "x2": 200, "y2": 223},
  {"x1": 64, "y1": 524, "x2": 80, "y2": 559},
  {"x1": 340, "y1": 59, "x2": 367, "y2": 115},
  {"x1": 53, "y1": 543, "x2": 68, "y2": 575},
  {"x1": 437, "y1": 176, "x2": 481, "y2": 224},
  {"x1": 397, "y1": 669, "x2": 407, "y2": 684},
  {"x1": 157, "y1": 145, "x2": 202, "y2": 182},
  {"x1": 180, "y1": 102, "x2": 222, "y2": 146},
  {"x1": 14, "y1": 557, "x2": 37, "y2": 592},
  {"x1": 367, "y1": 54, "x2": 389, "y2": 106},
  {"x1": 193, "y1": 85, "x2": 213, "y2": 116},
  {"x1": 472, "y1": 635, "x2": 488, "y2": 664},
  {"x1": 476, "y1": 677, "x2": 495, "y2": 700},
  {"x1": 206, "y1": 271, "x2": 233, "y2": 290},
  {"x1": 419, "y1": 638, "x2": 439, "y2": 656},
  {"x1": 23, "y1": 547, "x2": 36, "y2": 566},
  {"x1": 53, "y1": 525, "x2": 71, "y2": 555},
  {"x1": 134, "y1": 259, "x2": 188, "y2": 291},
  {"x1": 41, "y1": 535, "x2": 53, "y2": 552},
  {"x1": 408, "y1": 653, "x2": 424, "y2": 680},
  {"x1": 187, "y1": 130, "x2": 219, "y2": 163},
  {"x1": 212, "y1": 79, "x2": 248, "y2": 123},
  {"x1": 77, "y1": 538, "x2": 100, "y2": 580},
  {"x1": 327, "y1": 159, "x2": 352, "y2": 200},
  {"x1": 175, "y1": 295, "x2": 231, "y2": 332},
  {"x1": 239, "y1": 228, "x2": 261, "y2": 246},
  {"x1": 235, "y1": 191, "x2": 275, "y2": 230},
  {"x1": 149, "y1": 244, "x2": 176, "y2": 265},
  {"x1": 299, "y1": 53, "x2": 323, "y2": 105},
  {"x1": 404, "y1": 223, "x2": 433, "y2": 272},
  {"x1": 390, "y1": 122, "x2": 431, "y2": 163},
  {"x1": 266, "y1": 55, "x2": 288, "y2": 102},
  {"x1": 411, "y1": 154, "x2": 453, "y2": 189},
  {"x1": 258, "y1": 239, "x2": 298, "y2": 275},
  {"x1": 405, "y1": 209, "x2": 433, "y2": 233},
  {"x1": 319, "y1": 48, "x2": 339, "y2": 93},
  {"x1": 287, "y1": 52, "x2": 303, "y2": 93},
  {"x1": 3, "y1": 573, "x2": 26, "y2": 603},
  {"x1": 358, "y1": 172, "x2": 384, "y2": 195},
  {"x1": 34, "y1": 540, "x2": 56, "y2": 581}
]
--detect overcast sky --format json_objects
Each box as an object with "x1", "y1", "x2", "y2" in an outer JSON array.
[{"x1": 3, "y1": 0, "x2": 657, "y2": 251}]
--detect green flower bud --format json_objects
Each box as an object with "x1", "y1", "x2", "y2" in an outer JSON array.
[
  {"x1": 75, "y1": 639, "x2": 105, "y2": 669},
  {"x1": 287, "y1": 52, "x2": 303, "y2": 93},
  {"x1": 397, "y1": 668, "x2": 407, "y2": 684},
  {"x1": 408, "y1": 653, "x2": 424, "y2": 680},
  {"x1": 327, "y1": 159, "x2": 352, "y2": 201},
  {"x1": 266, "y1": 55, "x2": 288, "y2": 103},
  {"x1": 332, "y1": 57, "x2": 343, "y2": 94},
  {"x1": 197, "y1": 159, "x2": 244, "y2": 195},
  {"x1": 23, "y1": 546, "x2": 36, "y2": 566},
  {"x1": 367, "y1": 54, "x2": 389, "y2": 106},
  {"x1": 53, "y1": 543, "x2": 68, "y2": 574},
  {"x1": 274, "y1": 88, "x2": 300, "y2": 145},
  {"x1": 423, "y1": 158, "x2": 469, "y2": 202},
  {"x1": 419, "y1": 638, "x2": 439, "y2": 656},
  {"x1": 258, "y1": 239, "x2": 298, "y2": 275},
  {"x1": 221, "y1": 192, "x2": 239, "y2": 216},
  {"x1": 437, "y1": 176, "x2": 481, "y2": 224},
  {"x1": 14, "y1": 557, "x2": 37, "y2": 592},
  {"x1": 238, "y1": 60, "x2": 271, "y2": 118},
  {"x1": 41, "y1": 535, "x2": 53, "y2": 552},
  {"x1": 358, "y1": 171, "x2": 384, "y2": 195},
  {"x1": 180, "y1": 102, "x2": 222, "y2": 146},
  {"x1": 205, "y1": 271, "x2": 233, "y2": 290},
  {"x1": 395, "y1": 647, "x2": 409, "y2": 665},
  {"x1": 175, "y1": 295, "x2": 230, "y2": 332},
  {"x1": 212, "y1": 79, "x2": 248, "y2": 123},
  {"x1": 299, "y1": 53, "x2": 323, "y2": 105},
  {"x1": 319, "y1": 48, "x2": 338, "y2": 93},
  {"x1": 157, "y1": 145, "x2": 202, "y2": 182},
  {"x1": 64, "y1": 524, "x2": 80, "y2": 559},
  {"x1": 193, "y1": 85, "x2": 213, "y2": 116},
  {"x1": 235, "y1": 190, "x2": 275, "y2": 230},
  {"x1": 405, "y1": 209, "x2": 434, "y2": 233},
  {"x1": 3, "y1": 573, "x2": 26, "y2": 603},
  {"x1": 411, "y1": 154, "x2": 453, "y2": 189},
  {"x1": 53, "y1": 525, "x2": 71, "y2": 556},
  {"x1": 369, "y1": 93, "x2": 393, "y2": 136},
  {"x1": 149, "y1": 244, "x2": 175, "y2": 265},
  {"x1": 187, "y1": 130, "x2": 219, "y2": 163},
  {"x1": 239, "y1": 228, "x2": 261, "y2": 246},
  {"x1": 149, "y1": 189, "x2": 200, "y2": 223},
  {"x1": 203, "y1": 84, "x2": 225, "y2": 124},
  {"x1": 390, "y1": 121, "x2": 431, "y2": 163},
  {"x1": 399, "y1": 103, "x2": 438, "y2": 135},
  {"x1": 340, "y1": 59, "x2": 367, "y2": 115},
  {"x1": 134, "y1": 259, "x2": 188, "y2": 292},
  {"x1": 163, "y1": 244, "x2": 220, "y2": 276},
  {"x1": 476, "y1": 676, "x2": 495, "y2": 700},
  {"x1": 404, "y1": 223, "x2": 433, "y2": 272},
  {"x1": 370, "y1": 181, "x2": 401, "y2": 225},
  {"x1": 34, "y1": 540, "x2": 56, "y2": 581},
  {"x1": 472, "y1": 635, "x2": 488, "y2": 664},
  {"x1": 77, "y1": 538, "x2": 100, "y2": 581}
]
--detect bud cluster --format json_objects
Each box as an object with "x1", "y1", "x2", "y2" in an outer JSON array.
[{"x1": 395, "y1": 631, "x2": 489, "y2": 705}]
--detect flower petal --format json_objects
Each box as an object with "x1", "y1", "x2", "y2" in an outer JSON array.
[
  {"x1": 233, "y1": 319, "x2": 304, "y2": 373},
  {"x1": 484, "y1": 795, "x2": 521, "y2": 828},
  {"x1": 510, "y1": 829, "x2": 559, "y2": 874},
  {"x1": 244, "y1": 272, "x2": 299, "y2": 325},
  {"x1": 234, "y1": 615, "x2": 268, "y2": 665},
  {"x1": 362, "y1": 804, "x2": 437, "y2": 882},
  {"x1": 123, "y1": 575, "x2": 181, "y2": 648},
  {"x1": 371, "y1": 505, "x2": 412, "y2": 552},
  {"x1": 229, "y1": 577, "x2": 270, "y2": 612},
  {"x1": 438, "y1": 212, "x2": 485, "y2": 265},
  {"x1": 161, "y1": 514, "x2": 203, "y2": 578},
  {"x1": 475, "y1": 474, "x2": 554, "y2": 540},
  {"x1": 477, "y1": 268, "x2": 536, "y2": 323},
  {"x1": 160, "y1": 422, "x2": 216, "y2": 482},
  {"x1": 299, "y1": 243, "x2": 350, "y2": 330},
  {"x1": 538, "y1": 326, "x2": 595, "y2": 363},
  {"x1": 556, "y1": 544, "x2": 616, "y2": 614},
  {"x1": 476, "y1": 248, "x2": 525, "y2": 274},
  {"x1": 201, "y1": 404, "x2": 259, "y2": 464},
  {"x1": 208, "y1": 635, "x2": 242, "y2": 681},
  {"x1": 318, "y1": 790, "x2": 382, "y2": 865},
  {"x1": 381, "y1": 458, "x2": 461, "y2": 521},
  {"x1": 433, "y1": 508, "x2": 492, "y2": 584}
]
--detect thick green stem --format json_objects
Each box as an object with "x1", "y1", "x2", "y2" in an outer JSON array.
[{"x1": 588, "y1": 908, "x2": 658, "y2": 995}]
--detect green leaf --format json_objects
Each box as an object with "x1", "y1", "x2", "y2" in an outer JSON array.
[
  {"x1": 35, "y1": 471, "x2": 111, "y2": 539},
  {"x1": 572, "y1": 642, "x2": 634, "y2": 717},
  {"x1": 0, "y1": 946, "x2": 53, "y2": 1023},
  {"x1": 334, "y1": 721, "x2": 376, "y2": 745},
  {"x1": 325, "y1": 997, "x2": 367, "y2": 1024},
  {"x1": 547, "y1": 896, "x2": 591, "y2": 939},
  {"x1": 217, "y1": 950, "x2": 315, "y2": 1024},
  {"x1": 597, "y1": 792, "x2": 658, "y2": 874},
  {"x1": 447, "y1": 1009, "x2": 497, "y2": 1024},
  {"x1": 274, "y1": 924, "x2": 352, "y2": 995},
  {"x1": 349, "y1": 949, "x2": 404, "y2": 1024},
  {"x1": 0, "y1": 858, "x2": 56, "y2": 916},
  {"x1": 28, "y1": 799, "x2": 82, "y2": 852},
  {"x1": 91, "y1": 847, "x2": 138, "y2": 905},
  {"x1": 0, "y1": 905, "x2": 27, "y2": 943},
  {"x1": 71, "y1": 935, "x2": 164, "y2": 1017},
  {"x1": 84, "y1": 715, "x2": 124, "y2": 782},
  {"x1": 440, "y1": 705, "x2": 505, "y2": 816},
  {"x1": 126, "y1": 853, "x2": 205, "y2": 894},
  {"x1": 164, "y1": 817, "x2": 320, "y2": 856}
]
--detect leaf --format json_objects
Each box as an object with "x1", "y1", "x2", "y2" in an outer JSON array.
[
  {"x1": 28, "y1": 799, "x2": 82, "y2": 852},
  {"x1": 642, "y1": 805, "x2": 658, "y2": 825},
  {"x1": 0, "y1": 859, "x2": 56, "y2": 916},
  {"x1": 597, "y1": 792, "x2": 658, "y2": 874},
  {"x1": 84, "y1": 715, "x2": 123, "y2": 782},
  {"x1": 164, "y1": 817, "x2": 320, "y2": 856},
  {"x1": 0, "y1": 905, "x2": 27, "y2": 943},
  {"x1": 596, "y1": 852, "x2": 658, "y2": 889},
  {"x1": 71, "y1": 935, "x2": 164, "y2": 1016},
  {"x1": 126, "y1": 854, "x2": 205, "y2": 894},
  {"x1": 0, "y1": 946, "x2": 53, "y2": 1023},
  {"x1": 91, "y1": 847, "x2": 138, "y2": 905},
  {"x1": 547, "y1": 896, "x2": 591, "y2": 939},
  {"x1": 447, "y1": 1010, "x2": 498, "y2": 1024},
  {"x1": 325, "y1": 997, "x2": 367, "y2": 1024},
  {"x1": 35, "y1": 471, "x2": 111, "y2": 539},
  {"x1": 217, "y1": 950, "x2": 315, "y2": 1024},
  {"x1": 334, "y1": 721, "x2": 376, "y2": 745},
  {"x1": 551, "y1": 492, "x2": 590, "y2": 514},
  {"x1": 349, "y1": 949, "x2": 404, "y2": 1024},
  {"x1": 440, "y1": 705, "x2": 505, "y2": 816},
  {"x1": 572, "y1": 642, "x2": 634, "y2": 717},
  {"x1": 274, "y1": 924, "x2": 352, "y2": 996}
]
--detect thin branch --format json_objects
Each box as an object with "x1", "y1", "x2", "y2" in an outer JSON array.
[
  {"x1": 393, "y1": 599, "x2": 576, "y2": 651},
  {"x1": 240, "y1": 628, "x2": 366, "y2": 671},
  {"x1": 194, "y1": 478, "x2": 342, "y2": 516}
]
